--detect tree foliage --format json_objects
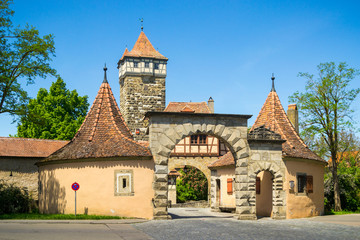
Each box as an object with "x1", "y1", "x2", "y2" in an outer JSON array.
[
  {"x1": 324, "y1": 156, "x2": 360, "y2": 212},
  {"x1": 0, "y1": 0, "x2": 56, "y2": 116},
  {"x1": 16, "y1": 78, "x2": 89, "y2": 140},
  {"x1": 290, "y1": 62, "x2": 360, "y2": 211},
  {"x1": 176, "y1": 166, "x2": 208, "y2": 203}
]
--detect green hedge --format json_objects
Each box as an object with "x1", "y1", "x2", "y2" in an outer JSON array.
[{"x1": 0, "y1": 180, "x2": 36, "y2": 214}]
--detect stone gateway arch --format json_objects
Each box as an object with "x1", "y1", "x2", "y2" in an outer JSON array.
[{"x1": 146, "y1": 111, "x2": 287, "y2": 220}]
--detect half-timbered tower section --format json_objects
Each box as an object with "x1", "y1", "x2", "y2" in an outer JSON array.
[
  {"x1": 118, "y1": 31, "x2": 168, "y2": 141},
  {"x1": 164, "y1": 101, "x2": 229, "y2": 157}
]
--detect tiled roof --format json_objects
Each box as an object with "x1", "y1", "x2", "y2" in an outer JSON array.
[
  {"x1": 0, "y1": 137, "x2": 68, "y2": 158},
  {"x1": 251, "y1": 90, "x2": 324, "y2": 162},
  {"x1": 44, "y1": 72, "x2": 151, "y2": 162},
  {"x1": 120, "y1": 32, "x2": 167, "y2": 60},
  {"x1": 208, "y1": 152, "x2": 234, "y2": 168},
  {"x1": 164, "y1": 102, "x2": 211, "y2": 113}
]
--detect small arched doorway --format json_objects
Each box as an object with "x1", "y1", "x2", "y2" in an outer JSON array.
[{"x1": 256, "y1": 170, "x2": 273, "y2": 218}]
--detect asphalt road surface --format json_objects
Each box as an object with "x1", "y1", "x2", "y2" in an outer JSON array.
[{"x1": 0, "y1": 209, "x2": 359, "y2": 240}]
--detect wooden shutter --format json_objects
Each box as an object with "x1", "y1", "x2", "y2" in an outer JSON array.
[
  {"x1": 306, "y1": 175, "x2": 313, "y2": 193},
  {"x1": 256, "y1": 177, "x2": 261, "y2": 194},
  {"x1": 227, "y1": 178, "x2": 233, "y2": 194}
]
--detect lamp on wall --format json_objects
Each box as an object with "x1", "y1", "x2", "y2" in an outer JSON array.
[{"x1": 289, "y1": 180, "x2": 295, "y2": 191}]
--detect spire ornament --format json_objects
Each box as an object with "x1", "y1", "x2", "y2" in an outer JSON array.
[
  {"x1": 139, "y1": 18, "x2": 144, "y2": 31},
  {"x1": 271, "y1": 73, "x2": 276, "y2": 92},
  {"x1": 103, "y1": 64, "x2": 108, "y2": 83}
]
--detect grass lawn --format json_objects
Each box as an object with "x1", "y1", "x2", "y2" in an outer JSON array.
[
  {"x1": 0, "y1": 213, "x2": 128, "y2": 220},
  {"x1": 325, "y1": 210, "x2": 360, "y2": 215}
]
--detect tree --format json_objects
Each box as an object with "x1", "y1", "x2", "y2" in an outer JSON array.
[
  {"x1": 16, "y1": 78, "x2": 89, "y2": 140},
  {"x1": 176, "y1": 166, "x2": 208, "y2": 203},
  {"x1": 290, "y1": 62, "x2": 360, "y2": 211},
  {"x1": 0, "y1": 0, "x2": 56, "y2": 116}
]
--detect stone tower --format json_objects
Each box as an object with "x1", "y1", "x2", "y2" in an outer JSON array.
[{"x1": 117, "y1": 31, "x2": 168, "y2": 141}]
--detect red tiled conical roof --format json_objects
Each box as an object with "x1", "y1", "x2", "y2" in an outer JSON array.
[
  {"x1": 44, "y1": 70, "x2": 152, "y2": 162},
  {"x1": 121, "y1": 32, "x2": 167, "y2": 60},
  {"x1": 251, "y1": 90, "x2": 323, "y2": 162}
]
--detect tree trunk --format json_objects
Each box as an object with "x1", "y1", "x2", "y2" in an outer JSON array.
[{"x1": 331, "y1": 154, "x2": 342, "y2": 211}]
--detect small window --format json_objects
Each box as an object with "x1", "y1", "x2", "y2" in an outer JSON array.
[
  {"x1": 199, "y1": 135, "x2": 207, "y2": 144},
  {"x1": 297, "y1": 174, "x2": 307, "y2": 193},
  {"x1": 145, "y1": 62, "x2": 149, "y2": 68},
  {"x1": 191, "y1": 135, "x2": 198, "y2": 144},
  {"x1": 134, "y1": 62, "x2": 138, "y2": 68},
  {"x1": 114, "y1": 170, "x2": 134, "y2": 196},
  {"x1": 154, "y1": 63, "x2": 159, "y2": 69},
  {"x1": 191, "y1": 135, "x2": 207, "y2": 145}
]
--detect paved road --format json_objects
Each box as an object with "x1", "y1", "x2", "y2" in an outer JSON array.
[{"x1": 0, "y1": 209, "x2": 359, "y2": 240}]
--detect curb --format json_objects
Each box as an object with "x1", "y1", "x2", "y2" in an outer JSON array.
[{"x1": 0, "y1": 219, "x2": 149, "y2": 224}]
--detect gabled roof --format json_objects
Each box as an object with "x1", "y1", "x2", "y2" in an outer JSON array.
[
  {"x1": 119, "y1": 32, "x2": 167, "y2": 61},
  {"x1": 251, "y1": 88, "x2": 324, "y2": 162},
  {"x1": 0, "y1": 137, "x2": 68, "y2": 158},
  {"x1": 164, "y1": 102, "x2": 211, "y2": 113},
  {"x1": 44, "y1": 69, "x2": 152, "y2": 163},
  {"x1": 208, "y1": 152, "x2": 235, "y2": 168}
]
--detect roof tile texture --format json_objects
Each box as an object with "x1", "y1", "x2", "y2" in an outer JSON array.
[
  {"x1": 121, "y1": 32, "x2": 167, "y2": 60},
  {"x1": 164, "y1": 102, "x2": 211, "y2": 113},
  {"x1": 46, "y1": 81, "x2": 151, "y2": 161},
  {"x1": 251, "y1": 91, "x2": 323, "y2": 162},
  {"x1": 0, "y1": 137, "x2": 68, "y2": 158},
  {"x1": 208, "y1": 152, "x2": 234, "y2": 168}
]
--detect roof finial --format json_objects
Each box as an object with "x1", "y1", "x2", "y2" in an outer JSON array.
[
  {"x1": 271, "y1": 73, "x2": 276, "y2": 92},
  {"x1": 103, "y1": 64, "x2": 108, "y2": 83},
  {"x1": 139, "y1": 18, "x2": 143, "y2": 31}
]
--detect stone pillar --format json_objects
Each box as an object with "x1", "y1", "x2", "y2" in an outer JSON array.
[
  {"x1": 235, "y1": 153, "x2": 256, "y2": 220},
  {"x1": 153, "y1": 158, "x2": 171, "y2": 219},
  {"x1": 210, "y1": 170, "x2": 217, "y2": 210}
]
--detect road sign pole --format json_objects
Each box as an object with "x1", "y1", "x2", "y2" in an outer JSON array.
[
  {"x1": 75, "y1": 190, "x2": 77, "y2": 217},
  {"x1": 71, "y1": 182, "x2": 80, "y2": 217}
]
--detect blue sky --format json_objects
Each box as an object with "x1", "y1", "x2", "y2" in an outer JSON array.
[{"x1": 1, "y1": 0, "x2": 360, "y2": 137}]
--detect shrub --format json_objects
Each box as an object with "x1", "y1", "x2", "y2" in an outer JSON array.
[{"x1": 0, "y1": 180, "x2": 35, "y2": 214}]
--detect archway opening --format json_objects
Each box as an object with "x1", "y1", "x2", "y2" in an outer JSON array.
[
  {"x1": 256, "y1": 170, "x2": 273, "y2": 218},
  {"x1": 167, "y1": 133, "x2": 231, "y2": 208}
]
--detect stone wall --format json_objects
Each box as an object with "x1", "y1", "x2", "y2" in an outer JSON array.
[
  {"x1": 120, "y1": 76, "x2": 165, "y2": 141},
  {"x1": 0, "y1": 157, "x2": 40, "y2": 200}
]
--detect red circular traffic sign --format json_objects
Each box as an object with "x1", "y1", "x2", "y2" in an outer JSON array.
[{"x1": 72, "y1": 182, "x2": 80, "y2": 191}]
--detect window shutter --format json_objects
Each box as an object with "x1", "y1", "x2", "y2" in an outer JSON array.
[
  {"x1": 306, "y1": 175, "x2": 313, "y2": 193},
  {"x1": 227, "y1": 178, "x2": 233, "y2": 194},
  {"x1": 256, "y1": 177, "x2": 261, "y2": 194}
]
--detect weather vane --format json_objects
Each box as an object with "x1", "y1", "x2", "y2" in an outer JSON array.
[{"x1": 139, "y1": 18, "x2": 144, "y2": 31}]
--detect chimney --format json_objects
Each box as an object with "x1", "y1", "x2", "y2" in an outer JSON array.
[
  {"x1": 208, "y1": 97, "x2": 214, "y2": 113},
  {"x1": 287, "y1": 104, "x2": 299, "y2": 133}
]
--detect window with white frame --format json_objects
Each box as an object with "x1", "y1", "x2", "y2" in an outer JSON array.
[{"x1": 114, "y1": 170, "x2": 134, "y2": 196}]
